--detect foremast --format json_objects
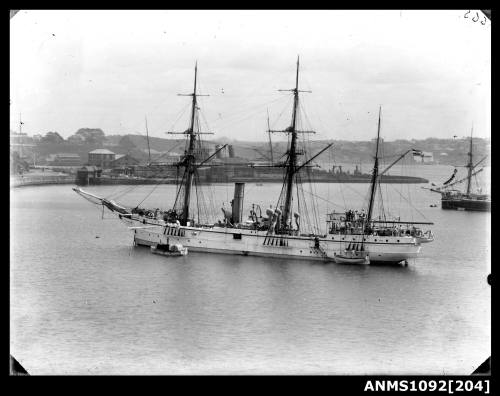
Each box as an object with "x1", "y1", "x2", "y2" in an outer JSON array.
[
  {"x1": 167, "y1": 62, "x2": 212, "y2": 226},
  {"x1": 181, "y1": 62, "x2": 199, "y2": 225},
  {"x1": 282, "y1": 57, "x2": 301, "y2": 230}
]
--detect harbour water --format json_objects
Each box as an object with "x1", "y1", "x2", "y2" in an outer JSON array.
[{"x1": 10, "y1": 165, "x2": 490, "y2": 374}]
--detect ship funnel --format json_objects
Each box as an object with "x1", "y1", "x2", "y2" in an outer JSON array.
[
  {"x1": 228, "y1": 145, "x2": 235, "y2": 158},
  {"x1": 231, "y1": 182, "x2": 245, "y2": 224}
]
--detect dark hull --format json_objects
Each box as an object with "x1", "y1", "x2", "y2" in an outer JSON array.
[
  {"x1": 77, "y1": 174, "x2": 428, "y2": 185},
  {"x1": 204, "y1": 174, "x2": 428, "y2": 184},
  {"x1": 441, "y1": 198, "x2": 491, "y2": 211}
]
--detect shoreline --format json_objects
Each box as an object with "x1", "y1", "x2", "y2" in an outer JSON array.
[{"x1": 11, "y1": 178, "x2": 430, "y2": 188}]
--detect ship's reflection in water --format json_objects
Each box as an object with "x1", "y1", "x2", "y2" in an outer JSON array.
[{"x1": 11, "y1": 181, "x2": 490, "y2": 374}]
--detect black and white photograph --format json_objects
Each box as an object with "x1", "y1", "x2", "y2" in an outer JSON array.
[{"x1": 10, "y1": 10, "x2": 491, "y2": 376}]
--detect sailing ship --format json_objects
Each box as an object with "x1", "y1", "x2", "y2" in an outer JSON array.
[
  {"x1": 427, "y1": 129, "x2": 490, "y2": 211},
  {"x1": 74, "y1": 58, "x2": 434, "y2": 264}
]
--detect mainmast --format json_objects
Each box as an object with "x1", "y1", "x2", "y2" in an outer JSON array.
[
  {"x1": 466, "y1": 125, "x2": 473, "y2": 195},
  {"x1": 268, "y1": 57, "x2": 323, "y2": 232},
  {"x1": 366, "y1": 106, "x2": 382, "y2": 227},
  {"x1": 282, "y1": 57, "x2": 301, "y2": 229}
]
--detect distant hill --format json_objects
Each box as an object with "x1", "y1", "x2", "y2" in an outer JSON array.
[
  {"x1": 27, "y1": 133, "x2": 490, "y2": 167},
  {"x1": 126, "y1": 135, "x2": 490, "y2": 166}
]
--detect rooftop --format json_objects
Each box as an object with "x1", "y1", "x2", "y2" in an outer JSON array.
[
  {"x1": 54, "y1": 153, "x2": 81, "y2": 158},
  {"x1": 89, "y1": 149, "x2": 115, "y2": 155}
]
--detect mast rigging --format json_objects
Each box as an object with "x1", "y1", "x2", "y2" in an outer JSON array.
[
  {"x1": 466, "y1": 126, "x2": 474, "y2": 195},
  {"x1": 366, "y1": 106, "x2": 382, "y2": 229},
  {"x1": 165, "y1": 62, "x2": 213, "y2": 225},
  {"x1": 269, "y1": 56, "x2": 315, "y2": 231}
]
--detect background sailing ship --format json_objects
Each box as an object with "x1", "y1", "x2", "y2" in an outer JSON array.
[{"x1": 425, "y1": 129, "x2": 490, "y2": 211}]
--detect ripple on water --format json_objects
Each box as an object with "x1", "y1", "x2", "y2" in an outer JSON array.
[{"x1": 10, "y1": 182, "x2": 490, "y2": 374}]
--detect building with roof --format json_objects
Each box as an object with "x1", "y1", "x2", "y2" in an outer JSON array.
[
  {"x1": 149, "y1": 152, "x2": 182, "y2": 166},
  {"x1": 110, "y1": 154, "x2": 140, "y2": 167},
  {"x1": 76, "y1": 166, "x2": 102, "y2": 186},
  {"x1": 88, "y1": 149, "x2": 116, "y2": 168},
  {"x1": 47, "y1": 153, "x2": 82, "y2": 166}
]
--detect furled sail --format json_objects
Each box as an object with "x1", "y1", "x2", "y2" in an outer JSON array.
[{"x1": 73, "y1": 187, "x2": 131, "y2": 214}]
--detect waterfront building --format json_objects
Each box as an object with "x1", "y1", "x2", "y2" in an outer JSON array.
[
  {"x1": 46, "y1": 153, "x2": 82, "y2": 166},
  {"x1": 110, "y1": 154, "x2": 140, "y2": 167},
  {"x1": 88, "y1": 149, "x2": 116, "y2": 168}
]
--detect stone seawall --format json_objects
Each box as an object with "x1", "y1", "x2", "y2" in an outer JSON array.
[{"x1": 11, "y1": 175, "x2": 76, "y2": 188}]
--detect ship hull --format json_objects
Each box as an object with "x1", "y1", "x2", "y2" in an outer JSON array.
[
  {"x1": 78, "y1": 175, "x2": 428, "y2": 186},
  {"x1": 441, "y1": 198, "x2": 491, "y2": 211},
  {"x1": 203, "y1": 174, "x2": 428, "y2": 184},
  {"x1": 125, "y1": 218, "x2": 421, "y2": 264}
]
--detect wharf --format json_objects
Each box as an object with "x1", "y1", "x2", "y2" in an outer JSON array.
[{"x1": 11, "y1": 171, "x2": 75, "y2": 188}]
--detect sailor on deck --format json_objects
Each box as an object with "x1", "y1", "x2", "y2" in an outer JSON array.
[{"x1": 360, "y1": 209, "x2": 366, "y2": 219}]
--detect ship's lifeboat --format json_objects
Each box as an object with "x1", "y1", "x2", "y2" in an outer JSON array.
[
  {"x1": 334, "y1": 250, "x2": 370, "y2": 265},
  {"x1": 151, "y1": 243, "x2": 188, "y2": 256}
]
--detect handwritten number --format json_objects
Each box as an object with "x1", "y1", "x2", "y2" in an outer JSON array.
[{"x1": 465, "y1": 10, "x2": 487, "y2": 25}]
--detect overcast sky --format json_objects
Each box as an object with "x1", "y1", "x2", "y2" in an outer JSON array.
[{"x1": 10, "y1": 10, "x2": 491, "y2": 142}]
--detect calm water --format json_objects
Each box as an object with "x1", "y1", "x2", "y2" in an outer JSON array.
[{"x1": 10, "y1": 165, "x2": 490, "y2": 374}]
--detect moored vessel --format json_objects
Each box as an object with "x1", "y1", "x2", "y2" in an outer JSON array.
[
  {"x1": 74, "y1": 58, "x2": 434, "y2": 264},
  {"x1": 426, "y1": 128, "x2": 490, "y2": 212}
]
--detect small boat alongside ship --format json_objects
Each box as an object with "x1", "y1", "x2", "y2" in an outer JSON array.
[
  {"x1": 334, "y1": 250, "x2": 370, "y2": 265},
  {"x1": 151, "y1": 240, "x2": 188, "y2": 257}
]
